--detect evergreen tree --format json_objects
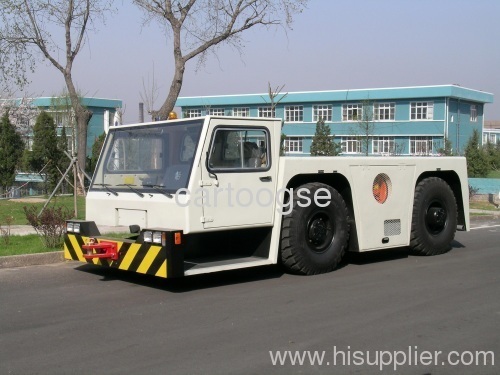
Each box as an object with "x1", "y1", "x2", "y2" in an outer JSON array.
[
  {"x1": 30, "y1": 111, "x2": 62, "y2": 191},
  {"x1": 0, "y1": 111, "x2": 24, "y2": 192},
  {"x1": 494, "y1": 141, "x2": 500, "y2": 172},
  {"x1": 310, "y1": 118, "x2": 341, "y2": 156},
  {"x1": 57, "y1": 126, "x2": 70, "y2": 171},
  {"x1": 58, "y1": 125, "x2": 68, "y2": 155},
  {"x1": 484, "y1": 140, "x2": 498, "y2": 172},
  {"x1": 90, "y1": 133, "x2": 106, "y2": 174},
  {"x1": 280, "y1": 133, "x2": 286, "y2": 156},
  {"x1": 464, "y1": 129, "x2": 490, "y2": 177},
  {"x1": 437, "y1": 136, "x2": 454, "y2": 156},
  {"x1": 56, "y1": 125, "x2": 71, "y2": 193}
]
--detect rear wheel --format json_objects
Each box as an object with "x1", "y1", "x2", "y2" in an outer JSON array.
[
  {"x1": 280, "y1": 183, "x2": 350, "y2": 275},
  {"x1": 409, "y1": 177, "x2": 457, "y2": 256}
]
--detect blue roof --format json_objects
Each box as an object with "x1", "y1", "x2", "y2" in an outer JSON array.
[
  {"x1": 31, "y1": 97, "x2": 122, "y2": 108},
  {"x1": 15, "y1": 173, "x2": 45, "y2": 183},
  {"x1": 176, "y1": 85, "x2": 494, "y2": 107}
]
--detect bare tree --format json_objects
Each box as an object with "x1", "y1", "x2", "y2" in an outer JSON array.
[
  {"x1": 0, "y1": 89, "x2": 38, "y2": 142},
  {"x1": 0, "y1": 0, "x2": 113, "y2": 182},
  {"x1": 350, "y1": 100, "x2": 375, "y2": 156},
  {"x1": 260, "y1": 82, "x2": 287, "y2": 154},
  {"x1": 260, "y1": 82, "x2": 288, "y2": 115},
  {"x1": 134, "y1": 0, "x2": 308, "y2": 120},
  {"x1": 140, "y1": 63, "x2": 162, "y2": 121}
]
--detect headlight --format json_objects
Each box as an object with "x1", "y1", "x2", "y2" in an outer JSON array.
[
  {"x1": 143, "y1": 230, "x2": 166, "y2": 245},
  {"x1": 143, "y1": 231, "x2": 153, "y2": 243},
  {"x1": 152, "y1": 231, "x2": 162, "y2": 244},
  {"x1": 65, "y1": 221, "x2": 100, "y2": 236}
]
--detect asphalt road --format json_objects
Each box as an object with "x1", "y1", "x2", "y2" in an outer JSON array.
[{"x1": 1, "y1": 222, "x2": 499, "y2": 375}]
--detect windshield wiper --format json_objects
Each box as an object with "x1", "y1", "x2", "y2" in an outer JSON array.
[
  {"x1": 142, "y1": 184, "x2": 173, "y2": 198},
  {"x1": 117, "y1": 184, "x2": 144, "y2": 198},
  {"x1": 93, "y1": 183, "x2": 119, "y2": 196}
]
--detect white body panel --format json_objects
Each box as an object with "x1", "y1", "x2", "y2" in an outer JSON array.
[{"x1": 273, "y1": 156, "x2": 469, "y2": 252}]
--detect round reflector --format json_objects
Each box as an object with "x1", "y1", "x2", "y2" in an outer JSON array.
[{"x1": 373, "y1": 173, "x2": 391, "y2": 204}]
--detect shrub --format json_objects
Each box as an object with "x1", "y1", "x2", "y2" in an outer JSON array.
[
  {"x1": 24, "y1": 206, "x2": 72, "y2": 248},
  {"x1": 0, "y1": 215, "x2": 14, "y2": 245}
]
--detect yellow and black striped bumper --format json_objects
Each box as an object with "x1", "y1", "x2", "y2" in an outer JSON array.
[{"x1": 63, "y1": 234, "x2": 184, "y2": 278}]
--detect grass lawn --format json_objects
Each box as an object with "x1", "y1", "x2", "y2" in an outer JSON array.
[
  {"x1": 0, "y1": 232, "x2": 130, "y2": 257},
  {"x1": 470, "y1": 201, "x2": 499, "y2": 211},
  {"x1": 0, "y1": 235, "x2": 61, "y2": 256},
  {"x1": 0, "y1": 195, "x2": 85, "y2": 226}
]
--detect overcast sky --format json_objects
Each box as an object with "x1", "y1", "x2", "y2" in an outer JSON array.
[{"x1": 24, "y1": 0, "x2": 500, "y2": 124}]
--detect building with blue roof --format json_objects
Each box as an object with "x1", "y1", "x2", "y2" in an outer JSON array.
[{"x1": 176, "y1": 85, "x2": 493, "y2": 156}]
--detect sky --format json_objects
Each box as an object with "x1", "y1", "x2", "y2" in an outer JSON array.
[{"x1": 22, "y1": 0, "x2": 500, "y2": 124}]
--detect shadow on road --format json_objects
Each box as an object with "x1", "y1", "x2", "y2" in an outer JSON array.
[
  {"x1": 74, "y1": 239, "x2": 467, "y2": 291},
  {"x1": 75, "y1": 263, "x2": 285, "y2": 292}
]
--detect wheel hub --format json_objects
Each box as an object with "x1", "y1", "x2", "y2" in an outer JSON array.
[
  {"x1": 426, "y1": 206, "x2": 447, "y2": 234},
  {"x1": 306, "y1": 213, "x2": 334, "y2": 252},
  {"x1": 308, "y1": 218, "x2": 327, "y2": 244}
]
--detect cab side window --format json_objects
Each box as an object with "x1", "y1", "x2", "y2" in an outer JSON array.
[{"x1": 208, "y1": 128, "x2": 269, "y2": 170}]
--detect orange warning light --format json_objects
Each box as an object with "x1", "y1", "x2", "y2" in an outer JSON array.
[
  {"x1": 373, "y1": 174, "x2": 390, "y2": 204},
  {"x1": 174, "y1": 232, "x2": 182, "y2": 245}
]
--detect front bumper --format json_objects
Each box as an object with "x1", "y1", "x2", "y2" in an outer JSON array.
[{"x1": 63, "y1": 221, "x2": 184, "y2": 278}]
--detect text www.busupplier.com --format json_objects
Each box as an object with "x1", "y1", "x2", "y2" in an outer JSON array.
[{"x1": 269, "y1": 346, "x2": 495, "y2": 371}]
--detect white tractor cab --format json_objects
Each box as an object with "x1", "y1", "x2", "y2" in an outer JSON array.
[{"x1": 64, "y1": 116, "x2": 469, "y2": 278}]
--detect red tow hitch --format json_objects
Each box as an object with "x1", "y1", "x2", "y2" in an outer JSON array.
[{"x1": 82, "y1": 238, "x2": 119, "y2": 261}]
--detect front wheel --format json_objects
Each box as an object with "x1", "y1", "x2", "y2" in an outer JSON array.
[
  {"x1": 409, "y1": 177, "x2": 457, "y2": 256},
  {"x1": 280, "y1": 183, "x2": 350, "y2": 275}
]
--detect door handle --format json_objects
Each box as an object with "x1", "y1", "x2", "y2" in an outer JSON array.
[{"x1": 260, "y1": 176, "x2": 272, "y2": 182}]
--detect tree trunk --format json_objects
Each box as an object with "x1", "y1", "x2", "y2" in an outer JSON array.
[
  {"x1": 64, "y1": 73, "x2": 92, "y2": 185},
  {"x1": 157, "y1": 59, "x2": 185, "y2": 121}
]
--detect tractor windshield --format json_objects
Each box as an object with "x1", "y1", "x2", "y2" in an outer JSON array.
[{"x1": 90, "y1": 119, "x2": 203, "y2": 195}]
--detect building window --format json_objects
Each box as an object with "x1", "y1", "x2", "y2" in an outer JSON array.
[
  {"x1": 25, "y1": 136, "x2": 33, "y2": 151},
  {"x1": 342, "y1": 104, "x2": 362, "y2": 121},
  {"x1": 285, "y1": 106, "x2": 303, "y2": 122},
  {"x1": 313, "y1": 105, "x2": 332, "y2": 122},
  {"x1": 372, "y1": 136, "x2": 395, "y2": 154},
  {"x1": 374, "y1": 103, "x2": 395, "y2": 121},
  {"x1": 47, "y1": 111, "x2": 72, "y2": 128},
  {"x1": 233, "y1": 107, "x2": 249, "y2": 117},
  {"x1": 490, "y1": 134, "x2": 497, "y2": 144},
  {"x1": 410, "y1": 136, "x2": 433, "y2": 155},
  {"x1": 258, "y1": 106, "x2": 275, "y2": 118},
  {"x1": 208, "y1": 108, "x2": 225, "y2": 116},
  {"x1": 410, "y1": 102, "x2": 433, "y2": 120},
  {"x1": 285, "y1": 137, "x2": 303, "y2": 153},
  {"x1": 470, "y1": 105, "x2": 477, "y2": 122},
  {"x1": 341, "y1": 137, "x2": 361, "y2": 153},
  {"x1": 186, "y1": 109, "x2": 202, "y2": 118}
]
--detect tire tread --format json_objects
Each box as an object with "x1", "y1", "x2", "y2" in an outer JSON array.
[{"x1": 280, "y1": 182, "x2": 350, "y2": 275}]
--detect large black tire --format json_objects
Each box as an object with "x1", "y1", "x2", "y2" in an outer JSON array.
[
  {"x1": 280, "y1": 183, "x2": 350, "y2": 275},
  {"x1": 409, "y1": 177, "x2": 457, "y2": 256}
]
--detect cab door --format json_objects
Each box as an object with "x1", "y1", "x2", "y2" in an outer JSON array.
[{"x1": 200, "y1": 121, "x2": 278, "y2": 229}]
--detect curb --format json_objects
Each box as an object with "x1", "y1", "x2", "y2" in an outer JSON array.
[{"x1": 0, "y1": 251, "x2": 64, "y2": 269}]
